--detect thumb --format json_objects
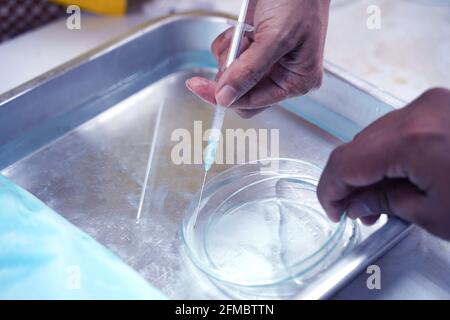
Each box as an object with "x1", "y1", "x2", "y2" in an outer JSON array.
[
  {"x1": 346, "y1": 179, "x2": 424, "y2": 221},
  {"x1": 215, "y1": 37, "x2": 287, "y2": 107}
]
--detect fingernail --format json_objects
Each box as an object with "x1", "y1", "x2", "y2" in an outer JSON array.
[
  {"x1": 185, "y1": 79, "x2": 194, "y2": 90},
  {"x1": 216, "y1": 85, "x2": 239, "y2": 107}
]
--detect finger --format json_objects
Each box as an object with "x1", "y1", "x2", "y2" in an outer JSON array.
[
  {"x1": 346, "y1": 182, "x2": 393, "y2": 219},
  {"x1": 219, "y1": 39, "x2": 324, "y2": 110},
  {"x1": 383, "y1": 179, "x2": 427, "y2": 226},
  {"x1": 210, "y1": 0, "x2": 257, "y2": 61},
  {"x1": 211, "y1": 28, "x2": 234, "y2": 62},
  {"x1": 229, "y1": 76, "x2": 289, "y2": 109},
  {"x1": 211, "y1": 0, "x2": 257, "y2": 62},
  {"x1": 234, "y1": 107, "x2": 270, "y2": 119},
  {"x1": 359, "y1": 215, "x2": 381, "y2": 226},
  {"x1": 216, "y1": 34, "x2": 253, "y2": 77},
  {"x1": 215, "y1": 36, "x2": 291, "y2": 107},
  {"x1": 276, "y1": 42, "x2": 324, "y2": 94},
  {"x1": 269, "y1": 63, "x2": 322, "y2": 98},
  {"x1": 214, "y1": 35, "x2": 252, "y2": 83},
  {"x1": 227, "y1": 63, "x2": 308, "y2": 109},
  {"x1": 317, "y1": 133, "x2": 406, "y2": 222},
  {"x1": 345, "y1": 179, "x2": 425, "y2": 224},
  {"x1": 186, "y1": 77, "x2": 217, "y2": 105}
]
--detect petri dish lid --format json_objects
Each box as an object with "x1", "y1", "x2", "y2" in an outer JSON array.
[{"x1": 181, "y1": 158, "x2": 357, "y2": 295}]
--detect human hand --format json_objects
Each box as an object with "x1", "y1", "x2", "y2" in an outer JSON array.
[
  {"x1": 317, "y1": 88, "x2": 450, "y2": 240},
  {"x1": 186, "y1": 0, "x2": 330, "y2": 118}
]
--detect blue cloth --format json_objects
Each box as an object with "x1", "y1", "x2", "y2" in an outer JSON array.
[{"x1": 0, "y1": 175, "x2": 166, "y2": 299}]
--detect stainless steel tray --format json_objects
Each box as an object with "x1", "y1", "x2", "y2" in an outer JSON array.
[{"x1": 0, "y1": 13, "x2": 413, "y2": 299}]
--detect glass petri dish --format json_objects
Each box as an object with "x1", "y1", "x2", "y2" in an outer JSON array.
[{"x1": 181, "y1": 158, "x2": 358, "y2": 298}]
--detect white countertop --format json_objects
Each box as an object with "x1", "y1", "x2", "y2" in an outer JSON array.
[{"x1": 0, "y1": 0, "x2": 449, "y2": 299}]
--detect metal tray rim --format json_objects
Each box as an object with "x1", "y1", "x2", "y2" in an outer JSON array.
[{"x1": 0, "y1": 11, "x2": 405, "y2": 109}]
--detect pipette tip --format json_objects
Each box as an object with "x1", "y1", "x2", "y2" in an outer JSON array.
[{"x1": 193, "y1": 170, "x2": 208, "y2": 229}]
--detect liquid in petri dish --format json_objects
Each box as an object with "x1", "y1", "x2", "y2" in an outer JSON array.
[{"x1": 204, "y1": 198, "x2": 334, "y2": 285}]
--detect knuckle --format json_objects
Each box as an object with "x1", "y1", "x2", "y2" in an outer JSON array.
[
  {"x1": 282, "y1": 61, "x2": 323, "y2": 96},
  {"x1": 293, "y1": 51, "x2": 323, "y2": 75},
  {"x1": 280, "y1": 71, "x2": 323, "y2": 97},
  {"x1": 299, "y1": 73, "x2": 322, "y2": 95},
  {"x1": 279, "y1": 76, "x2": 300, "y2": 97},
  {"x1": 401, "y1": 133, "x2": 425, "y2": 157},
  {"x1": 411, "y1": 87, "x2": 450, "y2": 113},
  {"x1": 329, "y1": 145, "x2": 346, "y2": 169},
  {"x1": 400, "y1": 131, "x2": 446, "y2": 172},
  {"x1": 273, "y1": 86, "x2": 290, "y2": 101},
  {"x1": 403, "y1": 131, "x2": 444, "y2": 151},
  {"x1": 423, "y1": 87, "x2": 450, "y2": 100}
]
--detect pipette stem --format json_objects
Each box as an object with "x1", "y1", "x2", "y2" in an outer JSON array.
[{"x1": 194, "y1": 0, "x2": 251, "y2": 227}]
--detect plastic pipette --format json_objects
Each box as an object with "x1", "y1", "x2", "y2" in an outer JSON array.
[
  {"x1": 193, "y1": 0, "x2": 252, "y2": 223},
  {"x1": 136, "y1": 98, "x2": 165, "y2": 223}
]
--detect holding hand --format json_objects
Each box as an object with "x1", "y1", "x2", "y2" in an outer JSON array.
[
  {"x1": 186, "y1": 0, "x2": 330, "y2": 118},
  {"x1": 318, "y1": 88, "x2": 450, "y2": 240}
]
